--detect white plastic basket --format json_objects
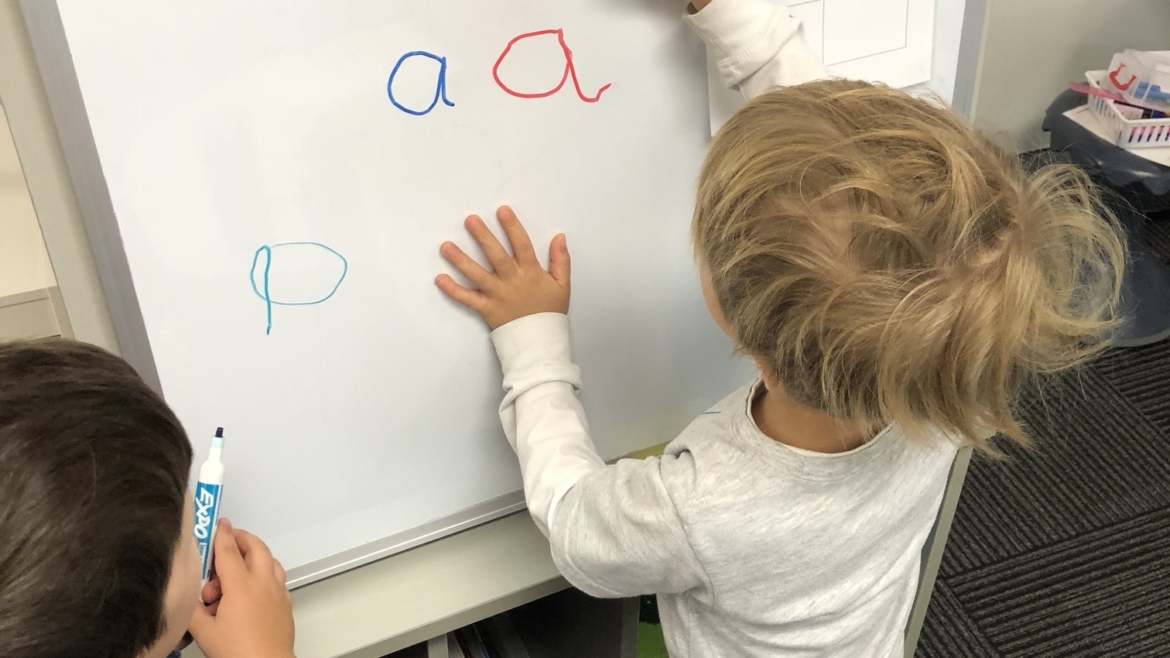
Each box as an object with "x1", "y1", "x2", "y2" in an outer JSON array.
[{"x1": 1085, "y1": 70, "x2": 1170, "y2": 149}]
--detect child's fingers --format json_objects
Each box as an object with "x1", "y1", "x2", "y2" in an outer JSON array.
[
  {"x1": 229, "y1": 523, "x2": 262, "y2": 564},
  {"x1": 274, "y1": 559, "x2": 293, "y2": 603},
  {"x1": 549, "y1": 234, "x2": 571, "y2": 286},
  {"x1": 232, "y1": 527, "x2": 275, "y2": 573},
  {"x1": 465, "y1": 215, "x2": 515, "y2": 273},
  {"x1": 211, "y1": 519, "x2": 246, "y2": 581},
  {"x1": 435, "y1": 274, "x2": 488, "y2": 311},
  {"x1": 497, "y1": 206, "x2": 538, "y2": 265},
  {"x1": 440, "y1": 242, "x2": 496, "y2": 291},
  {"x1": 201, "y1": 577, "x2": 222, "y2": 605}
]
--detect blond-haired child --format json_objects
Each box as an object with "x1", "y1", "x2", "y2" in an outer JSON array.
[{"x1": 434, "y1": 1, "x2": 1125, "y2": 656}]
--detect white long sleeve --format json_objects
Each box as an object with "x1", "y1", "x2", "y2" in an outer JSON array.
[
  {"x1": 491, "y1": 313, "x2": 605, "y2": 537},
  {"x1": 688, "y1": 0, "x2": 830, "y2": 131},
  {"x1": 492, "y1": 313, "x2": 707, "y2": 597}
]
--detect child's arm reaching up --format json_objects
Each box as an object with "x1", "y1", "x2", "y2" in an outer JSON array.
[
  {"x1": 688, "y1": 0, "x2": 829, "y2": 99},
  {"x1": 436, "y1": 208, "x2": 707, "y2": 597}
]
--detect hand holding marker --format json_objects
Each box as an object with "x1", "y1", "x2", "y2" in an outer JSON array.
[
  {"x1": 187, "y1": 430, "x2": 297, "y2": 658},
  {"x1": 195, "y1": 428, "x2": 226, "y2": 584}
]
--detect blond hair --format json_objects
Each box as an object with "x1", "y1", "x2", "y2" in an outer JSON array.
[{"x1": 693, "y1": 80, "x2": 1126, "y2": 454}]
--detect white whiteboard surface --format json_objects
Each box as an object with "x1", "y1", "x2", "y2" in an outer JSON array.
[
  {"x1": 39, "y1": 0, "x2": 755, "y2": 583},
  {"x1": 707, "y1": 0, "x2": 938, "y2": 133}
]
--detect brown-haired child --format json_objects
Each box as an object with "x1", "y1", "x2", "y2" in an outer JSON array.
[{"x1": 0, "y1": 340, "x2": 295, "y2": 658}]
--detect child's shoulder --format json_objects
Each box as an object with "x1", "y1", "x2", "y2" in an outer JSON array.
[
  {"x1": 654, "y1": 385, "x2": 960, "y2": 501},
  {"x1": 659, "y1": 382, "x2": 758, "y2": 465}
]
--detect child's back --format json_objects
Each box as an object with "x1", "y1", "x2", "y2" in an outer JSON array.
[{"x1": 555, "y1": 386, "x2": 955, "y2": 656}]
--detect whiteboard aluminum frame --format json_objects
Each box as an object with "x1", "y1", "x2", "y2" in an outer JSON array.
[
  {"x1": 18, "y1": 0, "x2": 528, "y2": 589},
  {"x1": 18, "y1": 0, "x2": 160, "y2": 389}
]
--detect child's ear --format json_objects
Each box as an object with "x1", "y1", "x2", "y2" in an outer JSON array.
[{"x1": 753, "y1": 357, "x2": 782, "y2": 391}]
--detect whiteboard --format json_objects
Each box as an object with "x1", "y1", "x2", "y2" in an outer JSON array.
[{"x1": 27, "y1": 0, "x2": 755, "y2": 584}]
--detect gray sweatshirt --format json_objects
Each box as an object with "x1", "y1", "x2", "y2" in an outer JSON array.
[{"x1": 493, "y1": 314, "x2": 957, "y2": 657}]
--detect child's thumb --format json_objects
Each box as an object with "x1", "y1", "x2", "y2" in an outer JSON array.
[{"x1": 549, "y1": 233, "x2": 571, "y2": 285}]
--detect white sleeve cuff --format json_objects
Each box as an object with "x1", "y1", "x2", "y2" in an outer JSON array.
[{"x1": 491, "y1": 312, "x2": 580, "y2": 387}]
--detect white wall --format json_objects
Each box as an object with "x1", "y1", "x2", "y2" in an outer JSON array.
[
  {"x1": 970, "y1": 0, "x2": 1170, "y2": 151},
  {"x1": 0, "y1": 103, "x2": 55, "y2": 298},
  {"x1": 0, "y1": 0, "x2": 116, "y2": 349}
]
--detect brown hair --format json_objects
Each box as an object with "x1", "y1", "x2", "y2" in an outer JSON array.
[
  {"x1": 693, "y1": 79, "x2": 1125, "y2": 453},
  {"x1": 0, "y1": 340, "x2": 193, "y2": 658}
]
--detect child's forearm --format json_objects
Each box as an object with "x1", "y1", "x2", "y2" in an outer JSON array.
[
  {"x1": 492, "y1": 313, "x2": 606, "y2": 536},
  {"x1": 687, "y1": 0, "x2": 828, "y2": 97},
  {"x1": 491, "y1": 315, "x2": 709, "y2": 598}
]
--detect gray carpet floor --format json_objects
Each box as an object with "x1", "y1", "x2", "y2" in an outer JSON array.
[{"x1": 915, "y1": 218, "x2": 1170, "y2": 657}]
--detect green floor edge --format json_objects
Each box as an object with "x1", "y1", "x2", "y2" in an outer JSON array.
[{"x1": 636, "y1": 622, "x2": 668, "y2": 658}]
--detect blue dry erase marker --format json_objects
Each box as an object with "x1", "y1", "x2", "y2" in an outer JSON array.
[{"x1": 194, "y1": 427, "x2": 226, "y2": 584}]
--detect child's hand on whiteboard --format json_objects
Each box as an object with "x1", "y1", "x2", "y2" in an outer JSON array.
[
  {"x1": 437, "y1": 206, "x2": 571, "y2": 330},
  {"x1": 187, "y1": 519, "x2": 295, "y2": 658}
]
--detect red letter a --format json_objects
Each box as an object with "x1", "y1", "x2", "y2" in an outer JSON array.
[{"x1": 493, "y1": 29, "x2": 611, "y2": 103}]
